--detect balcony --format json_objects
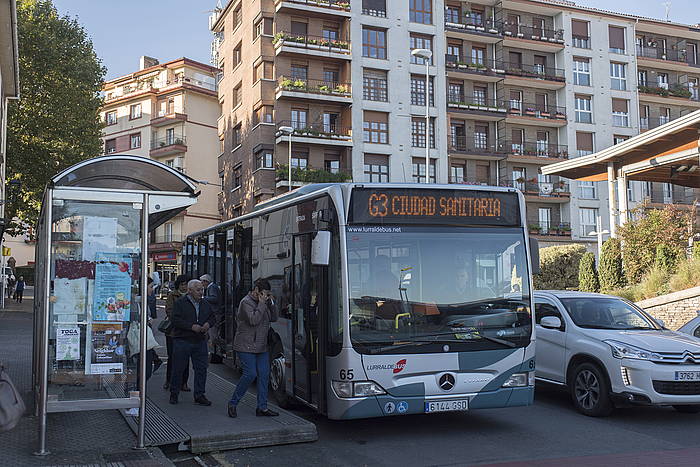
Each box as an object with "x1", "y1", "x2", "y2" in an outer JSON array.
[
  {"x1": 640, "y1": 116, "x2": 676, "y2": 131},
  {"x1": 502, "y1": 23, "x2": 565, "y2": 52},
  {"x1": 450, "y1": 178, "x2": 495, "y2": 186},
  {"x1": 275, "y1": 164, "x2": 352, "y2": 190},
  {"x1": 504, "y1": 180, "x2": 570, "y2": 202},
  {"x1": 638, "y1": 82, "x2": 700, "y2": 107},
  {"x1": 505, "y1": 102, "x2": 567, "y2": 127},
  {"x1": 150, "y1": 135, "x2": 187, "y2": 157},
  {"x1": 636, "y1": 44, "x2": 698, "y2": 72},
  {"x1": 503, "y1": 62, "x2": 566, "y2": 89},
  {"x1": 446, "y1": 95, "x2": 507, "y2": 120},
  {"x1": 275, "y1": 120, "x2": 352, "y2": 146},
  {"x1": 528, "y1": 221, "x2": 572, "y2": 237},
  {"x1": 274, "y1": 0, "x2": 351, "y2": 17},
  {"x1": 444, "y1": 16, "x2": 502, "y2": 44},
  {"x1": 448, "y1": 135, "x2": 505, "y2": 158},
  {"x1": 273, "y1": 33, "x2": 351, "y2": 60},
  {"x1": 275, "y1": 77, "x2": 351, "y2": 104},
  {"x1": 151, "y1": 109, "x2": 187, "y2": 127},
  {"x1": 445, "y1": 55, "x2": 505, "y2": 82},
  {"x1": 504, "y1": 140, "x2": 569, "y2": 162}
]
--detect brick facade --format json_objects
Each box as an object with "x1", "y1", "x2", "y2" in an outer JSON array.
[{"x1": 636, "y1": 286, "x2": 700, "y2": 330}]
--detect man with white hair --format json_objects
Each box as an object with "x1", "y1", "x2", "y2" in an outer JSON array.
[
  {"x1": 200, "y1": 274, "x2": 224, "y2": 362},
  {"x1": 169, "y1": 279, "x2": 216, "y2": 406}
]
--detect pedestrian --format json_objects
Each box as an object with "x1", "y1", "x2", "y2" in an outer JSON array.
[
  {"x1": 169, "y1": 279, "x2": 215, "y2": 406},
  {"x1": 163, "y1": 274, "x2": 191, "y2": 392},
  {"x1": 227, "y1": 278, "x2": 279, "y2": 418},
  {"x1": 6, "y1": 274, "x2": 15, "y2": 299},
  {"x1": 14, "y1": 276, "x2": 25, "y2": 303},
  {"x1": 147, "y1": 277, "x2": 164, "y2": 374},
  {"x1": 199, "y1": 274, "x2": 223, "y2": 363}
]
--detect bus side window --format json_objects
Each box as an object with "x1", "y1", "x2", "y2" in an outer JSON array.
[{"x1": 535, "y1": 302, "x2": 564, "y2": 328}]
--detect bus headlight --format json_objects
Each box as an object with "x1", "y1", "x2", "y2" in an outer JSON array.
[
  {"x1": 502, "y1": 372, "x2": 531, "y2": 388},
  {"x1": 332, "y1": 380, "x2": 387, "y2": 398}
]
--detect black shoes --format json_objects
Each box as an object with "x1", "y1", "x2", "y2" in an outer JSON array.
[
  {"x1": 169, "y1": 394, "x2": 178, "y2": 405},
  {"x1": 256, "y1": 408, "x2": 279, "y2": 417},
  {"x1": 227, "y1": 402, "x2": 237, "y2": 418},
  {"x1": 181, "y1": 385, "x2": 192, "y2": 392},
  {"x1": 153, "y1": 358, "x2": 163, "y2": 374},
  {"x1": 194, "y1": 395, "x2": 212, "y2": 406},
  {"x1": 162, "y1": 382, "x2": 170, "y2": 391}
]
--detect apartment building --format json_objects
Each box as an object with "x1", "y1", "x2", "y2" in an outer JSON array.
[
  {"x1": 212, "y1": 0, "x2": 700, "y2": 248},
  {"x1": 100, "y1": 57, "x2": 221, "y2": 281}
]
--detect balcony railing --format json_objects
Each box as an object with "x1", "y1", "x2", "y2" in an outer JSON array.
[
  {"x1": 445, "y1": 55, "x2": 506, "y2": 74},
  {"x1": 448, "y1": 135, "x2": 504, "y2": 155},
  {"x1": 572, "y1": 35, "x2": 591, "y2": 49},
  {"x1": 150, "y1": 135, "x2": 187, "y2": 150},
  {"x1": 528, "y1": 221, "x2": 572, "y2": 236},
  {"x1": 272, "y1": 32, "x2": 351, "y2": 54},
  {"x1": 277, "y1": 76, "x2": 351, "y2": 97},
  {"x1": 276, "y1": 120, "x2": 352, "y2": 140},
  {"x1": 362, "y1": 6, "x2": 386, "y2": 17},
  {"x1": 502, "y1": 61, "x2": 566, "y2": 82},
  {"x1": 638, "y1": 82, "x2": 699, "y2": 101},
  {"x1": 151, "y1": 234, "x2": 185, "y2": 244},
  {"x1": 503, "y1": 180, "x2": 570, "y2": 197},
  {"x1": 450, "y1": 178, "x2": 495, "y2": 186},
  {"x1": 447, "y1": 95, "x2": 506, "y2": 113},
  {"x1": 506, "y1": 102, "x2": 567, "y2": 120},
  {"x1": 504, "y1": 140, "x2": 569, "y2": 159},
  {"x1": 502, "y1": 23, "x2": 565, "y2": 44},
  {"x1": 275, "y1": 0, "x2": 351, "y2": 11},
  {"x1": 276, "y1": 164, "x2": 352, "y2": 183},
  {"x1": 636, "y1": 45, "x2": 688, "y2": 63},
  {"x1": 444, "y1": 16, "x2": 502, "y2": 35},
  {"x1": 640, "y1": 116, "x2": 675, "y2": 130}
]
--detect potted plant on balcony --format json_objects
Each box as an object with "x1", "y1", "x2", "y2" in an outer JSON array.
[
  {"x1": 292, "y1": 79, "x2": 306, "y2": 90},
  {"x1": 554, "y1": 111, "x2": 566, "y2": 120},
  {"x1": 336, "y1": 1, "x2": 350, "y2": 10},
  {"x1": 318, "y1": 84, "x2": 330, "y2": 93},
  {"x1": 525, "y1": 107, "x2": 536, "y2": 116},
  {"x1": 272, "y1": 32, "x2": 287, "y2": 45},
  {"x1": 333, "y1": 84, "x2": 349, "y2": 94},
  {"x1": 306, "y1": 38, "x2": 321, "y2": 49},
  {"x1": 280, "y1": 78, "x2": 294, "y2": 90},
  {"x1": 540, "y1": 109, "x2": 551, "y2": 118},
  {"x1": 174, "y1": 138, "x2": 183, "y2": 145},
  {"x1": 528, "y1": 223, "x2": 541, "y2": 234},
  {"x1": 457, "y1": 61, "x2": 468, "y2": 69},
  {"x1": 474, "y1": 62, "x2": 488, "y2": 71}
]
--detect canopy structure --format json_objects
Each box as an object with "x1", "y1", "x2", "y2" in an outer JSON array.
[{"x1": 542, "y1": 110, "x2": 700, "y2": 235}]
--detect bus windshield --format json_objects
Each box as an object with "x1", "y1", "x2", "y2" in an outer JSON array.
[{"x1": 347, "y1": 226, "x2": 532, "y2": 354}]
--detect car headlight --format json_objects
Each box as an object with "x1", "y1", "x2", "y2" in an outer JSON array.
[
  {"x1": 502, "y1": 372, "x2": 532, "y2": 387},
  {"x1": 332, "y1": 380, "x2": 387, "y2": 398},
  {"x1": 604, "y1": 340, "x2": 661, "y2": 361}
]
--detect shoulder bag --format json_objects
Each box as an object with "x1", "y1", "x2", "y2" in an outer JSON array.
[{"x1": 0, "y1": 362, "x2": 25, "y2": 432}]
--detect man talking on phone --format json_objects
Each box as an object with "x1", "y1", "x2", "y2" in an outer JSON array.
[{"x1": 227, "y1": 278, "x2": 279, "y2": 418}]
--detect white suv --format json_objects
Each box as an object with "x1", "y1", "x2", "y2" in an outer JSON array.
[{"x1": 534, "y1": 291, "x2": 700, "y2": 416}]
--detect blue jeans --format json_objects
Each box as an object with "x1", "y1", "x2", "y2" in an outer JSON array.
[
  {"x1": 170, "y1": 338, "x2": 208, "y2": 398},
  {"x1": 230, "y1": 352, "x2": 269, "y2": 410}
]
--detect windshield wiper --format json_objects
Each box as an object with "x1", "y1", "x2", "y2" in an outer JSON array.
[
  {"x1": 366, "y1": 338, "x2": 468, "y2": 354},
  {"x1": 404, "y1": 331, "x2": 518, "y2": 349},
  {"x1": 619, "y1": 326, "x2": 656, "y2": 330}
]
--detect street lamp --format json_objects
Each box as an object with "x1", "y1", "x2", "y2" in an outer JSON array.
[
  {"x1": 278, "y1": 126, "x2": 294, "y2": 192},
  {"x1": 588, "y1": 215, "x2": 610, "y2": 259},
  {"x1": 411, "y1": 48, "x2": 433, "y2": 183}
]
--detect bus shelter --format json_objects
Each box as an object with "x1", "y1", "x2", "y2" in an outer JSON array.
[
  {"x1": 32, "y1": 155, "x2": 199, "y2": 454},
  {"x1": 542, "y1": 110, "x2": 700, "y2": 235}
]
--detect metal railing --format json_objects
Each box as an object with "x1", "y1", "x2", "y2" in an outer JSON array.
[
  {"x1": 502, "y1": 23, "x2": 564, "y2": 43},
  {"x1": 502, "y1": 180, "x2": 570, "y2": 196},
  {"x1": 528, "y1": 221, "x2": 572, "y2": 236},
  {"x1": 572, "y1": 35, "x2": 591, "y2": 49},
  {"x1": 276, "y1": 120, "x2": 352, "y2": 139},
  {"x1": 446, "y1": 95, "x2": 506, "y2": 112},
  {"x1": 636, "y1": 44, "x2": 687, "y2": 63},
  {"x1": 450, "y1": 178, "x2": 495, "y2": 186},
  {"x1": 638, "y1": 82, "x2": 699, "y2": 101},
  {"x1": 443, "y1": 16, "x2": 502, "y2": 34},
  {"x1": 504, "y1": 140, "x2": 569, "y2": 159},
  {"x1": 448, "y1": 135, "x2": 504, "y2": 155},
  {"x1": 640, "y1": 116, "x2": 675, "y2": 130},
  {"x1": 277, "y1": 76, "x2": 351, "y2": 96},
  {"x1": 502, "y1": 61, "x2": 566, "y2": 82},
  {"x1": 275, "y1": 0, "x2": 351, "y2": 11},
  {"x1": 150, "y1": 134, "x2": 187, "y2": 150},
  {"x1": 272, "y1": 32, "x2": 351, "y2": 53},
  {"x1": 445, "y1": 55, "x2": 505, "y2": 74},
  {"x1": 505, "y1": 101, "x2": 567, "y2": 120}
]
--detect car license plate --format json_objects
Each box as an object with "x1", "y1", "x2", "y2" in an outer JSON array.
[
  {"x1": 675, "y1": 371, "x2": 700, "y2": 381},
  {"x1": 425, "y1": 399, "x2": 469, "y2": 413}
]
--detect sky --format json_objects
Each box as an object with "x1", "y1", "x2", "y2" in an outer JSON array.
[{"x1": 52, "y1": 0, "x2": 700, "y2": 81}]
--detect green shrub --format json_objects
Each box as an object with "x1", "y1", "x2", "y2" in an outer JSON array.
[
  {"x1": 638, "y1": 266, "x2": 670, "y2": 300},
  {"x1": 693, "y1": 242, "x2": 700, "y2": 260},
  {"x1": 534, "y1": 244, "x2": 587, "y2": 290},
  {"x1": 578, "y1": 252, "x2": 599, "y2": 292},
  {"x1": 607, "y1": 285, "x2": 640, "y2": 302},
  {"x1": 654, "y1": 243, "x2": 678, "y2": 273},
  {"x1": 669, "y1": 258, "x2": 700, "y2": 291},
  {"x1": 599, "y1": 238, "x2": 625, "y2": 291}
]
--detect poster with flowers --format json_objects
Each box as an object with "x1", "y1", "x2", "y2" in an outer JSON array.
[{"x1": 93, "y1": 252, "x2": 132, "y2": 322}]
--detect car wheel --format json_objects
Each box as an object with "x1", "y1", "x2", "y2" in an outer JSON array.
[
  {"x1": 269, "y1": 344, "x2": 291, "y2": 409},
  {"x1": 673, "y1": 405, "x2": 700, "y2": 414},
  {"x1": 570, "y1": 362, "x2": 614, "y2": 417}
]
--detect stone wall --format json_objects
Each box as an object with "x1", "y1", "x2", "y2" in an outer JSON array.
[{"x1": 636, "y1": 286, "x2": 700, "y2": 330}]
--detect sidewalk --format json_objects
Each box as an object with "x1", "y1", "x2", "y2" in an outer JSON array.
[{"x1": 0, "y1": 293, "x2": 171, "y2": 466}]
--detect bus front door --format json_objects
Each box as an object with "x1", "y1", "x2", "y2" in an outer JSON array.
[{"x1": 292, "y1": 234, "x2": 327, "y2": 408}]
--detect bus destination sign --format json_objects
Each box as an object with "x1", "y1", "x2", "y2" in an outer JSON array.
[{"x1": 349, "y1": 188, "x2": 520, "y2": 226}]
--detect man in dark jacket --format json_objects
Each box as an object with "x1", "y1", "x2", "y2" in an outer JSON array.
[
  {"x1": 169, "y1": 279, "x2": 216, "y2": 406},
  {"x1": 227, "y1": 278, "x2": 279, "y2": 418}
]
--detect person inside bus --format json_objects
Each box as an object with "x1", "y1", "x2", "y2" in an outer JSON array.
[
  {"x1": 369, "y1": 254, "x2": 399, "y2": 300},
  {"x1": 200, "y1": 274, "x2": 224, "y2": 363},
  {"x1": 227, "y1": 278, "x2": 279, "y2": 418}
]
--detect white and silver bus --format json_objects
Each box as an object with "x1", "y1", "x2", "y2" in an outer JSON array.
[{"x1": 184, "y1": 183, "x2": 538, "y2": 419}]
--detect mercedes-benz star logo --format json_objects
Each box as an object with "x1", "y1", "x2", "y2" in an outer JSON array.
[{"x1": 439, "y1": 373, "x2": 455, "y2": 391}]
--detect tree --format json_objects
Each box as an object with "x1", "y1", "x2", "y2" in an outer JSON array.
[
  {"x1": 6, "y1": 0, "x2": 105, "y2": 235},
  {"x1": 599, "y1": 238, "x2": 626, "y2": 291},
  {"x1": 654, "y1": 244, "x2": 677, "y2": 273},
  {"x1": 578, "y1": 252, "x2": 600, "y2": 292},
  {"x1": 534, "y1": 244, "x2": 587, "y2": 290}
]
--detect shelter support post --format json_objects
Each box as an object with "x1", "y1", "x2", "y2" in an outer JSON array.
[
  {"x1": 607, "y1": 162, "x2": 617, "y2": 237},
  {"x1": 135, "y1": 193, "x2": 149, "y2": 450},
  {"x1": 618, "y1": 172, "x2": 629, "y2": 226}
]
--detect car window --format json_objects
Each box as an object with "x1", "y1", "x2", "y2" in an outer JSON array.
[
  {"x1": 559, "y1": 297, "x2": 657, "y2": 330},
  {"x1": 535, "y1": 301, "x2": 563, "y2": 324},
  {"x1": 694, "y1": 326, "x2": 700, "y2": 338}
]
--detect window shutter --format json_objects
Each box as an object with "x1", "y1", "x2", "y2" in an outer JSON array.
[
  {"x1": 612, "y1": 98, "x2": 628, "y2": 113},
  {"x1": 512, "y1": 129, "x2": 523, "y2": 144},
  {"x1": 609, "y1": 26, "x2": 625, "y2": 50},
  {"x1": 576, "y1": 132, "x2": 593, "y2": 151},
  {"x1": 535, "y1": 94, "x2": 547, "y2": 110},
  {"x1": 364, "y1": 153, "x2": 388, "y2": 165},
  {"x1": 571, "y1": 20, "x2": 588, "y2": 36}
]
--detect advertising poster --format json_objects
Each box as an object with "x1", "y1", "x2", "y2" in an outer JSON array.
[
  {"x1": 93, "y1": 252, "x2": 132, "y2": 322},
  {"x1": 88, "y1": 322, "x2": 125, "y2": 375},
  {"x1": 56, "y1": 326, "x2": 81, "y2": 361},
  {"x1": 53, "y1": 277, "x2": 88, "y2": 316},
  {"x1": 82, "y1": 216, "x2": 117, "y2": 261}
]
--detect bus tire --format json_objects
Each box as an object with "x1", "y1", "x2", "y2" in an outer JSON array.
[
  {"x1": 569, "y1": 362, "x2": 614, "y2": 417},
  {"x1": 270, "y1": 344, "x2": 291, "y2": 409}
]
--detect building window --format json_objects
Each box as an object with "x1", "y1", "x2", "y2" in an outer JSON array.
[
  {"x1": 580, "y1": 208, "x2": 599, "y2": 237},
  {"x1": 232, "y1": 124, "x2": 242, "y2": 148},
  {"x1": 105, "y1": 110, "x2": 117, "y2": 125},
  {"x1": 363, "y1": 69, "x2": 388, "y2": 102},
  {"x1": 105, "y1": 138, "x2": 116, "y2": 154},
  {"x1": 571, "y1": 19, "x2": 590, "y2": 48},
  {"x1": 130, "y1": 104, "x2": 142, "y2": 119},
  {"x1": 255, "y1": 150, "x2": 274, "y2": 169},
  {"x1": 164, "y1": 222, "x2": 173, "y2": 242},
  {"x1": 130, "y1": 133, "x2": 141, "y2": 149},
  {"x1": 253, "y1": 105, "x2": 273, "y2": 125},
  {"x1": 233, "y1": 166, "x2": 241, "y2": 189},
  {"x1": 657, "y1": 73, "x2": 669, "y2": 89},
  {"x1": 576, "y1": 132, "x2": 594, "y2": 157},
  {"x1": 324, "y1": 68, "x2": 339, "y2": 84},
  {"x1": 610, "y1": 62, "x2": 627, "y2": 90},
  {"x1": 362, "y1": 27, "x2": 387, "y2": 59},
  {"x1": 233, "y1": 43, "x2": 242, "y2": 68},
  {"x1": 660, "y1": 107, "x2": 671, "y2": 125},
  {"x1": 613, "y1": 135, "x2": 629, "y2": 145},
  {"x1": 410, "y1": 34, "x2": 433, "y2": 64},
  {"x1": 291, "y1": 64, "x2": 308, "y2": 81},
  {"x1": 362, "y1": 0, "x2": 386, "y2": 17},
  {"x1": 638, "y1": 69, "x2": 648, "y2": 87},
  {"x1": 579, "y1": 181, "x2": 597, "y2": 199},
  {"x1": 411, "y1": 117, "x2": 435, "y2": 148},
  {"x1": 573, "y1": 57, "x2": 590, "y2": 86},
  {"x1": 450, "y1": 162, "x2": 466, "y2": 183},
  {"x1": 291, "y1": 108, "x2": 308, "y2": 129},
  {"x1": 325, "y1": 158, "x2": 340, "y2": 174},
  {"x1": 612, "y1": 98, "x2": 629, "y2": 127},
  {"x1": 291, "y1": 20, "x2": 307, "y2": 36},
  {"x1": 232, "y1": 4, "x2": 242, "y2": 29},
  {"x1": 575, "y1": 95, "x2": 592, "y2": 123},
  {"x1": 412, "y1": 158, "x2": 436, "y2": 183},
  {"x1": 410, "y1": 75, "x2": 434, "y2": 106},
  {"x1": 233, "y1": 83, "x2": 243, "y2": 108},
  {"x1": 253, "y1": 61, "x2": 273, "y2": 82},
  {"x1": 445, "y1": 5, "x2": 461, "y2": 24},
  {"x1": 254, "y1": 17, "x2": 273, "y2": 38},
  {"x1": 538, "y1": 208, "x2": 552, "y2": 233},
  {"x1": 364, "y1": 154, "x2": 389, "y2": 182},
  {"x1": 410, "y1": 0, "x2": 432, "y2": 24},
  {"x1": 363, "y1": 111, "x2": 389, "y2": 144},
  {"x1": 291, "y1": 152, "x2": 308, "y2": 169},
  {"x1": 608, "y1": 25, "x2": 625, "y2": 54}
]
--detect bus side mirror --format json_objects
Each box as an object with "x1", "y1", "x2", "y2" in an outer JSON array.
[
  {"x1": 529, "y1": 237, "x2": 540, "y2": 275},
  {"x1": 311, "y1": 231, "x2": 331, "y2": 266}
]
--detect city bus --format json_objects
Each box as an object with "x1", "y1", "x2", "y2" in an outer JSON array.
[{"x1": 183, "y1": 183, "x2": 538, "y2": 419}]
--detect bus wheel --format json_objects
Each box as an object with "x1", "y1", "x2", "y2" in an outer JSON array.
[{"x1": 270, "y1": 348, "x2": 291, "y2": 408}]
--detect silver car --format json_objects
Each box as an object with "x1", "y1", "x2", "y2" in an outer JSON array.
[
  {"x1": 679, "y1": 311, "x2": 700, "y2": 338},
  {"x1": 534, "y1": 291, "x2": 700, "y2": 416}
]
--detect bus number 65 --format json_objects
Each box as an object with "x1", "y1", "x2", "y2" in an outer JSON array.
[{"x1": 339, "y1": 369, "x2": 354, "y2": 380}]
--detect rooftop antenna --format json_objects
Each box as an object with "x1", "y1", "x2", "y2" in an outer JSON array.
[{"x1": 662, "y1": 1, "x2": 672, "y2": 21}]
